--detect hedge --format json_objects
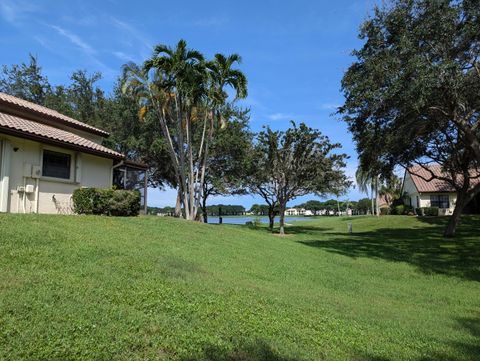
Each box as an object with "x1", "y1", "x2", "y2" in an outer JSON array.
[
  {"x1": 390, "y1": 204, "x2": 414, "y2": 215},
  {"x1": 423, "y1": 206, "x2": 439, "y2": 216},
  {"x1": 72, "y1": 188, "x2": 141, "y2": 216}
]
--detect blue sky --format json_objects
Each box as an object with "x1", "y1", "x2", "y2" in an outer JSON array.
[{"x1": 0, "y1": 0, "x2": 377, "y2": 208}]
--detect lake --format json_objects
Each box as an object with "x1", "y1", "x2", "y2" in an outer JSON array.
[{"x1": 207, "y1": 216, "x2": 315, "y2": 225}]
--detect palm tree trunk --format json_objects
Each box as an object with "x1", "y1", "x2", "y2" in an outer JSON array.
[
  {"x1": 186, "y1": 114, "x2": 196, "y2": 220},
  {"x1": 175, "y1": 188, "x2": 182, "y2": 218}
]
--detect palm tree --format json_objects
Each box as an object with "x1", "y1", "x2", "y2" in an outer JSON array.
[
  {"x1": 123, "y1": 40, "x2": 247, "y2": 221},
  {"x1": 196, "y1": 54, "x2": 248, "y2": 221},
  {"x1": 379, "y1": 175, "x2": 402, "y2": 207},
  {"x1": 355, "y1": 167, "x2": 379, "y2": 216}
]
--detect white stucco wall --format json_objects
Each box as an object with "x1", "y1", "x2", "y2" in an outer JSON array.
[{"x1": 0, "y1": 134, "x2": 113, "y2": 214}]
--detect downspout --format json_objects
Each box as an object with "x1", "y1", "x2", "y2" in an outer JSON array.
[
  {"x1": 35, "y1": 178, "x2": 39, "y2": 213},
  {"x1": 22, "y1": 176, "x2": 26, "y2": 214}
]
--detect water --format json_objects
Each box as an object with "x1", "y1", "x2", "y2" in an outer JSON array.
[{"x1": 207, "y1": 216, "x2": 315, "y2": 225}]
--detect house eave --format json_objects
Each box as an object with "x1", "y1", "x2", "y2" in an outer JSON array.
[{"x1": 0, "y1": 126, "x2": 123, "y2": 160}]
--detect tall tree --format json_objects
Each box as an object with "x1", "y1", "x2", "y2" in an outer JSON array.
[
  {"x1": 249, "y1": 122, "x2": 349, "y2": 235},
  {"x1": 122, "y1": 40, "x2": 247, "y2": 221},
  {"x1": 340, "y1": 0, "x2": 480, "y2": 236},
  {"x1": 200, "y1": 109, "x2": 252, "y2": 223},
  {"x1": 355, "y1": 167, "x2": 376, "y2": 215},
  {"x1": 0, "y1": 54, "x2": 51, "y2": 104}
]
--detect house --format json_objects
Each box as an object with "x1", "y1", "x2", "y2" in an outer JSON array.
[
  {"x1": 285, "y1": 208, "x2": 306, "y2": 216},
  {"x1": 401, "y1": 164, "x2": 480, "y2": 216},
  {"x1": 0, "y1": 92, "x2": 147, "y2": 214}
]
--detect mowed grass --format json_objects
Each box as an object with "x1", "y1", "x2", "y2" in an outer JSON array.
[{"x1": 0, "y1": 214, "x2": 479, "y2": 360}]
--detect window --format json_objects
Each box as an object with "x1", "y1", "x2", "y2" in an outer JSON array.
[
  {"x1": 430, "y1": 195, "x2": 449, "y2": 209},
  {"x1": 42, "y1": 150, "x2": 71, "y2": 179}
]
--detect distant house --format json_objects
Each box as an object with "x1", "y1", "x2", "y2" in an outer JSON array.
[
  {"x1": 285, "y1": 208, "x2": 306, "y2": 216},
  {"x1": 0, "y1": 92, "x2": 147, "y2": 214},
  {"x1": 401, "y1": 164, "x2": 480, "y2": 215}
]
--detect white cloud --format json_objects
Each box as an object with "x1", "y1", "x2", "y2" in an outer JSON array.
[
  {"x1": 43, "y1": 23, "x2": 115, "y2": 77},
  {"x1": 319, "y1": 102, "x2": 340, "y2": 110},
  {"x1": 49, "y1": 25, "x2": 94, "y2": 54},
  {"x1": 267, "y1": 112, "x2": 295, "y2": 121},
  {"x1": 110, "y1": 16, "x2": 152, "y2": 51},
  {"x1": 0, "y1": 0, "x2": 38, "y2": 25},
  {"x1": 112, "y1": 51, "x2": 133, "y2": 62}
]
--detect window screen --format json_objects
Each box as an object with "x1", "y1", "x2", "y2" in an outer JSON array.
[
  {"x1": 42, "y1": 150, "x2": 71, "y2": 179},
  {"x1": 430, "y1": 195, "x2": 449, "y2": 209}
]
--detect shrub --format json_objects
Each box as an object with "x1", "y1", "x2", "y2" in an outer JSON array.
[
  {"x1": 390, "y1": 204, "x2": 414, "y2": 215},
  {"x1": 403, "y1": 205, "x2": 414, "y2": 215},
  {"x1": 423, "y1": 207, "x2": 439, "y2": 216},
  {"x1": 380, "y1": 207, "x2": 390, "y2": 215},
  {"x1": 415, "y1": 207, "x2": 424, "y2": 216},
  {"x1": 73, "y1": 188, "x2": 140, "y2": 216},
  {"x1": 72, "y1": 187, "x2": 97, "y2": 214},
  {"x1": 391, "y1": 205, "x2": 405, "y2": 215}
]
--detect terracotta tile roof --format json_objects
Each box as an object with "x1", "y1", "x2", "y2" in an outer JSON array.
[
  {"x1": 408, "y1": 164, "x2": 480, "y2": 193},
  {"x1": 0, "y1": 92, "x2": 109, "y2": 136},
  {"x1": 0, "y1": 112, "x2": 123, "y2": 159}
]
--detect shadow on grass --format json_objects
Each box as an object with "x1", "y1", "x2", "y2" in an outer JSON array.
[
  {"x1": 415, "y1": 315, "x2": 480, "y2": 361},
  {"x1": 297, "y1": 216, "x2": 480, "y2": 281},
  {"x1": 180, "y1": 340, "x2": 301, "y2": 361}
]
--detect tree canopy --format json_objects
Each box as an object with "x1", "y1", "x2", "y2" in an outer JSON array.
[
  {"x1": 248, "y1": 122, "x2": 349, "y2": 234},
  {"x1": 340, "y1": 0, "x2": 480, "y2": 236}
]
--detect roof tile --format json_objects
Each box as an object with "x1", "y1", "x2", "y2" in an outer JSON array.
[
  {"x1": 0, "y1": 112, "x2": 123, "y2": 159},
  {"x1": 408, "y1": 164, "x2": 480, "y2": 193},
  {"x1": 0, "y1": 92, "x2": 109, "y2": 136}
]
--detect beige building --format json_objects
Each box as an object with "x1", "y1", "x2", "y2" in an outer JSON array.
[
  {"x1": 0, "y1": 92, "x2": 146, "y2": 214},
  {"x1": 401, "y1": 164, "x2": 479, "y2": 216}
]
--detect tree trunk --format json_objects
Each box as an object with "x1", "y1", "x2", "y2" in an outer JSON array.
[
  {"x1": 202, "y1": 192, "x2": 208, "y2": 223},
  {"x1": 371, "y1": 184, "x2": 375, "y2": 215},
  {"x1": 444, "y1": 186, "x2": 479, "y2": 237},
  {"x1": 375, "y1": 177, "x2": 380, "y2": 217},
  {"x1": 175, "y1": 188, "x2": 182, "y2": 218},
  {"x1": 279, "y1": 202, "x2": 286, "y2": 235},
  {"x1": 268, "y1": 207, "x2": 275, "y2": 231}
]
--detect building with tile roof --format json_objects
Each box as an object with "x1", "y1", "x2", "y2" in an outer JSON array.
[
  {"x1": 401, "y1": 164, "x2": 480, "y2": 215},
  {"x1": 0, "y1": 92, "x2": 146, "y2": 214}
]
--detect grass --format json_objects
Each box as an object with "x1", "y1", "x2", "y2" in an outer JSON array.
[{"x1": 0, "y1": 214, "x2": 479, "y2": 360}]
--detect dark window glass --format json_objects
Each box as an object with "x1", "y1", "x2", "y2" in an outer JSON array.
[
  {"x1": 113, "y1": 169, "x2": 126, "y2": 189},
  {"x1": 42, "y1": 150, "x2": 71, "y2": 179},
  {"x1": 430, "y1": 195, "x2": 449, "y2": 208}
]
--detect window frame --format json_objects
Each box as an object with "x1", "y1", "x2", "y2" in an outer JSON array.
[
  {"x1": 41, "y1": 147, "x2": 75, "y2": 182},
  {"x1": 430, "y1": 194, "x2": 450, "y2": 209}
]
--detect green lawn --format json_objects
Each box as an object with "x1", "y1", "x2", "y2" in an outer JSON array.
[{"x1": 1, "y1": 215, "x2": 479, "y2": 360}]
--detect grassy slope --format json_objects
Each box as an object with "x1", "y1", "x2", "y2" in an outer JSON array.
[{"x1": 0, "y1": 214, "x2": 479, "y2": 361}]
